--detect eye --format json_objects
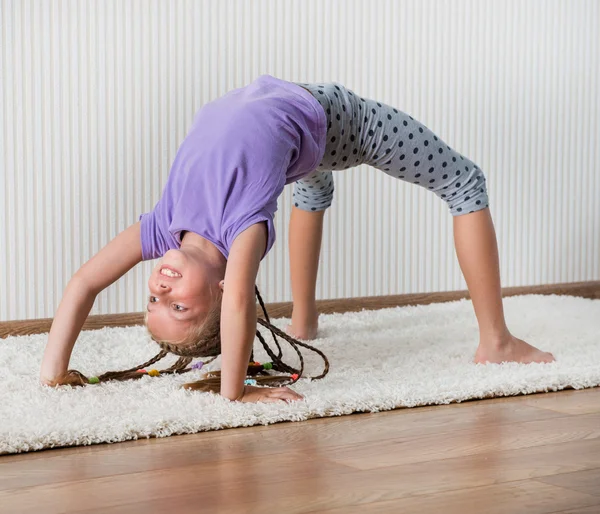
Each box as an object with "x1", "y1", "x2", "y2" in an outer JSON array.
[
  {"x1": 149, "y1": 296, "x2": 158, "y2": 303},
  {"x1": 172, "y1": 304, "x2": 186, "y2": 312}
]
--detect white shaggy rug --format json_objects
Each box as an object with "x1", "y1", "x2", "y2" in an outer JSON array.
[{"x1": 1, "y1": 294, "x2": 599, "y2": 455}]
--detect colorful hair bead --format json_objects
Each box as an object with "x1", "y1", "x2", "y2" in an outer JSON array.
[
  {"x1": 136, "y1": 369, "x2": 147, "y2": 373},
  {"x1": 244, "y1": 379, "x2": 257, "y2": 386},
  {"x1": 291, "y1": 374, "x2": 299, "y2": 381},
  {"x1": 263, "y1": 362, "x2": 273, "y2": 370},
  {"x1": 88, "y1": 376, "x2": 100, "y2": 384},
  {"x1": 148, "y1": 369, "x2": 160, "y2": 377},
  {"x1": 191, "y1": 361, "x2": 204, "y2": 370}
]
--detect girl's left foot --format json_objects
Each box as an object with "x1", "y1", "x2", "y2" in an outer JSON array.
[{"x1": 474, "y1": 333, "x2": 555, "y2": 364}]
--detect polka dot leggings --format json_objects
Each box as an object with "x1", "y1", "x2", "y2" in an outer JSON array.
[{"x1": 293, "y1": 82, "x2": 490, "y2": 215}]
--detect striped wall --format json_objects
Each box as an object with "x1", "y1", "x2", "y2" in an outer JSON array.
[{"x1": 1, "y1": 0, "x2": 598, "y2": 321}]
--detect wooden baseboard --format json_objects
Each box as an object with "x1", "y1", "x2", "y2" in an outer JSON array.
[{"x1": 1, "y1": 280, "x2": 599, "y2": 338}]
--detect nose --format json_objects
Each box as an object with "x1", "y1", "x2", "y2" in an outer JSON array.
[{"x1": 149, "y1": 278, "x2": 171, "y2": 294}]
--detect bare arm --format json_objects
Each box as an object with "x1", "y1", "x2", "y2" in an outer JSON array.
[
  {"x1": 219, "y1": 222, "x2": 302, "y2": 403},
  {"x1": 40, "y1": 222, "x2": 143, "y2": 385}
]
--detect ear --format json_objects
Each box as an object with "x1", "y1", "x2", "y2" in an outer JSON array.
[{"x1": 218, "y1": 280, "x2": 225, "y2": 291}]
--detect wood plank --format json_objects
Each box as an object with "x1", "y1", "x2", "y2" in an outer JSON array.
[
  {"x1": 315, "y1": 480, "x2": 599, "y2": 514},
  {"x1": 2, "y1": 280, "x2": 598, "y2": 337},
  {"x1": 523, "y1": 388, "x2": 600, "y2": 415},
  {"x1": 323, "y1": 412, "x2": 600, "y2": 470},
  {"x1": 5, "y1": 436, "x2": 600, "y2": 514},
  {"x1": 538, "y1": 468, "x2": 600, "y2": 497}
]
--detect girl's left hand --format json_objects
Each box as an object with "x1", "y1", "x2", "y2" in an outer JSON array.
[{"x1": 237, "y1": 385, "x2": 304, "y2": 403}]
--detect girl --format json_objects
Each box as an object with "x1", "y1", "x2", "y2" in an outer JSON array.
[{"x1": 40, "y1": 75, "x2": 554, "y2": 403}]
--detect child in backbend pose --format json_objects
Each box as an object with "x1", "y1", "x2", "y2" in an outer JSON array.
[{"x1": 40, "y1": 75, "x2": 554, "y2": 403}]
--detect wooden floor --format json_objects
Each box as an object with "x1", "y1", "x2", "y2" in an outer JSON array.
[{"x1": 1, "y1": 388, "x2": 599, "y2": 514}]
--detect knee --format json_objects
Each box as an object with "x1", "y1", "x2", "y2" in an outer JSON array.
[
  {"x1": 440, "y1": 167, "x2": 489, "y2": 216},
  {"x1": 293, "y1": 186, "x2": 334, "y2": 212}
]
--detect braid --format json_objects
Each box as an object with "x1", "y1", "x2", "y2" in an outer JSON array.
[{"x1": 58, "y1": 287, "x2": 330, "y2": 395}]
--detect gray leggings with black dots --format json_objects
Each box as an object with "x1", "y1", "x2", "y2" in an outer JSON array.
[{"x1": 293, "y1": 82, "x2": 489, "y2": 215}]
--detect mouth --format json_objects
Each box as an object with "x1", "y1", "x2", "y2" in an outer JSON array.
[{"x1": 159, "y1": 265, "x2": 182, "y2": 278}]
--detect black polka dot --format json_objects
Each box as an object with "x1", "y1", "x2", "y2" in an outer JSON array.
[
  {"x1": 387, "y1": 114, "x2": 392, "y2": 120},
  {"x1": 377, "y1": 102, "x2": 382, "y2": 107},
  {"x1": 439, "y1": 148, "x2": 443, "y2": 154},
  {"x1": 443, "y1": 174, "x2": 448, "y2": 179},
  {"x1": 372, "y1": 143, "x2": 376, "y2": 149},
  {"x1": 295, "y1": 203, "x2": 299, "y2": 207},
  {"x1": 368, "y1": 129, "x2": 374, "y2": 136},
  {"x1": 336, "y1": 114, "x2": 341, "y2": 120},
  {"x1": 424, "y1": 140, "x2": 429, "y2": 146},
  {"x1": 383, "y1": 135, "x2": 389, "y2": 141},
  {"x1": 400, "y1": 154, "x2": 405, "y2": 160},
  {"x1": 332, "y1": 162, "x2": 337, "y2": 166},
  {"x1": 429, "y1": 167, "x2": 434, "y2": 173},
  {"x1": 428, "y1": 154, "x2": 433, "y2": 160},
  {"x1": 413, "y1": 148, "x2": 419, "y2": 154},
  {"x1": 457, "y1": 207, "x2": 462, "y2": 212},
  {"x1": 452, "y1": 157, "x2": 457, "y2": 162},
  {"x1": 350, "y1": 135, "x2": 355, "y2": 141},
  {"x1": 433, "y1": 136, "x2": 438, "y2": 141},
  {"x1": 331, "y1": 150, "x2": 336, "y2": 156},
  {"x1": 400, "y1": 166, "x2": 406, "y2": 171},
  {"x1": 372, "y1": 108, "x2": 377, "y2": 114},
  {"x1": 456, "y1": 182, "x2": 461, "y2": 187},
  {"x1": 418, "y1": 127, "x2": 424, "y2": 133},
  {"x1": 476, "y1": 200, "x2": 481, "y2": 205},
  {"x1": 415, "y1": 173, "x2": 421, "y2": 177},
  {"x1": 442, "y1": 162, "x2": 447, "y2": 167},
  {"x1": 429, "y1": 178, "x2": 435, "y2": 183},
  {"x1": 393, "y1": 127, "x2": 398, "y2": 133},
  {"x1": 374, "y1": 154, "x2": 379, "y2": 159},
  {"x1": 415, "y1": 161, "x2": 420, "y2": 166},
  {"x1": 403, "y1": 120, "x2": 408, "y2": 126},
  {"x1": 331, "y1": 136, "x2": 336, "y2": 143},
  {"x1": 456, "y1": 170, "x2": 461, "y2": 176},
  {"x1": 398, "y1": 141, "x2": 404, "y2": 148},
  {"x1": 353, "y1": 149, "x2": 358, "y2": 154},
  {"x1": 318, "y1": 90, "x2": 324, "y2": 95},
  {"x1": 409, "y1": 133, "x2": 414, "y2": 139}
]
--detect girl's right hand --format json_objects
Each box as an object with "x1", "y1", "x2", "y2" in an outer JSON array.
[{"x1": 237, "y1": 385, "x2": 304, "y2": 403}]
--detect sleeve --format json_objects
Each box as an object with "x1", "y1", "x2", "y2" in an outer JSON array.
[
  {"x1": 139, "y1": 210, "x2": 174, "y2": 261},
  {"x1": 292, "y1": 170, "x2": 335, "y2": 212},
  {"x1": 223, "y1": 210, "x2": 276, "y2": 261}
]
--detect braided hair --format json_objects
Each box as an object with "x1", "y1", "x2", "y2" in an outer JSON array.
[{"x1": 55, "y1": 287, "x2": 329, "y2": 394}]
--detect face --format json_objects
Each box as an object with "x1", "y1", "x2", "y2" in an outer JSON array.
[{"x1": 146, "y1": 249, "x2": 222, "y2": 342}]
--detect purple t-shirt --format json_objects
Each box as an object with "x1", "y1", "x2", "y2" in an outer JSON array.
[{"x1": 139, "y1": 75, "x2": 326, "y2": 261}]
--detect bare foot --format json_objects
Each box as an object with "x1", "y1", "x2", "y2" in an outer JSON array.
[
  {"x1": 474, "y1": 333, "x2": 555, "y2": 364},
  {"x1": 286, "y1": 315, "x2": 319, "y2": 340}
]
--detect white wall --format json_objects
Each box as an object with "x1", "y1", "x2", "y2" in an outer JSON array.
[{"x1": 1, "y1": 0, "x2": 598, "y2": 321}]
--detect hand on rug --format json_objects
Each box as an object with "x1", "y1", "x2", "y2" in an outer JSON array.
[{"x1": 237, "y1": 385, "x2": 304, "y2": 403}]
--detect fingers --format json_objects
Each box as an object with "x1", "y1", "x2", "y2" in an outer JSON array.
[{"x1": 266, "y1": 386, "x2": 304, "y2": 402}]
